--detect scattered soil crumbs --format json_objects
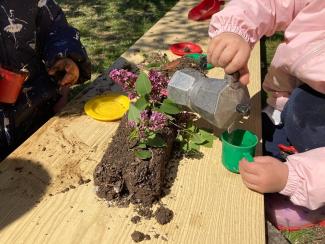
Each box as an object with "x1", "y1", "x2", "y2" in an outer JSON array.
[
  {"x1": 78, "y1": 177, "x2": 91, "y2": 185},
  {"x1": 131, "y1": 216, "x2": 141, "y2": 224},
  {"x1": 136, "y1": 206, "x2": 153, "y2": 219},
  {"x1": 155, "y1": 206, "x2": 174, "y2": 225},
  {"x1": 131, "y1": 231, "x2": 151, "y2": 243}
]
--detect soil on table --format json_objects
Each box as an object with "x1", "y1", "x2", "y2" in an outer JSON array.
[
  {"x1": 94, "y1": 116, "x2": 176, "y2": 206},
  {"x1": 154, "y1": 206, "x2": 174, "y2": 225},
  {"x1": 161, "y1": 56, "x2": 207, "y2": 78},
  {"x1": 131, "y1": 231, "x2": 151, "y2": 242}
]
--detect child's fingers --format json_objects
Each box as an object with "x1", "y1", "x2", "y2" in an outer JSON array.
[
  {"x1": 239, "y1": 65, "x2": 250, "y2": 85},
  {"x1": 240, "y1": 169, "x2": 259, "y2": 185},
  {"x1": 217, "y1": 45, "x2": 238, "y2": 68},
  {"x1": 239, "y1": 159, "x2": 260, "y2": 175},
  {"x1": 224, "y1": 49, "x2": 248, "y2": 74},
  {"x1": 209, "y1": 41, "x2": 227, "y2": 67},
  {"x1": 60, "y1": 72, "x2": 77, "y2": 86},
  {"x1": 48, "y1": 59, "x2": 66, "y2": 75},
  {"x1": 253, "y1": 156, "x2": 274, "y2": 163},
  {"x1": 241, "y1": 179, "x2": 260, "y2": 192}
]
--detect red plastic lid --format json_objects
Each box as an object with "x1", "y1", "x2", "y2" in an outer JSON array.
[
  {"x1": 188, "y1": 0, "x2": 223, "y2": 21},
  {"x1": 169, "y1": 42, "x2": 203, "y2": 56}
]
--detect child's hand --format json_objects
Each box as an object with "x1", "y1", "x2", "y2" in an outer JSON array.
[
  {"x1": 207, "y1": 32, "x2": 251, "y2": 85},
  {"x1": 239, "y1": 156, "x2": 289, "y2": 193},
  {"x1": 48, "y1": 58, "x2": 80, "y2": 87}
]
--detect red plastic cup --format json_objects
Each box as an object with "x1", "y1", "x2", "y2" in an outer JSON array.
[
  {"x1": 0, "y1": 67, "x2": 28, "y2": 104},
  {"x1": 188, "y1": 0, "x2": 224, "y2": 21}
]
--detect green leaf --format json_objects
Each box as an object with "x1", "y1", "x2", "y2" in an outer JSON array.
[
  {"x1": 135, "y1": 96, "x2": 149, "y2": 110},
  {"x1": 146, "y1": 134, "x2": 166, "y2": 147},
  {"x1": 199, "y1": 129, "x2": 216, "y2": 141},
  {"x1": 138, "y1": 143, "x2": 147, "y2": 149},
  {"x1": 135, "y1": 149, "x2": 152, "y2": 159},
  {"x1": 201, "y1": 140, "x2": 214, "y2": 148},
  {"x1": 159, "y1": 99, "x2": 181, "y2": 115},
  {"x1": 129, "y1": 129, "x2": 139, "y2": 141},
  {"x1": 191, "y1": 133, "x2": 206, "y2": 144},
  {"x1": 176, "y1": 134, "x2": 184, "y2": 142},
  {"x1": 146, "y1": 62, "x2": 161, "y2": 68},
  {"x1": 128, "y1": 104, "x2": 141, "y2": 122},
  {"x1": 189, "y1": 141, "x2": 200, "y2": 151},
  {"x1": 135, "y1": 72, "x2": 152, "y2": 96},
  {"x1": 187, "y1": 124, "x2": 196, "y2": 133},
  {"x1": 181, "y1": 142, "x2": 189, "y2": 152}
]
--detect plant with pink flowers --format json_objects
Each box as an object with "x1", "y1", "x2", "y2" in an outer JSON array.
[{"x1": 109, "y1": 63, "x2": 215, "y2": 159}]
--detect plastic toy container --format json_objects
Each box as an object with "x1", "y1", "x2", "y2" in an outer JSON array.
[
  {"x1": 188, "y1": 0, "x2": 223, "y2": 21},
  {"x1": 221, "y1": 129, "x2": 258, "y2": 173},
  {"x1": 0, "y1": 67, "x2": 28, "y2": 104}
]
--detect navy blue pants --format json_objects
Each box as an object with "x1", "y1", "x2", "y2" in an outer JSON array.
[{"x1": 263, "y1": 85, "x2": 325, "y2": 159}]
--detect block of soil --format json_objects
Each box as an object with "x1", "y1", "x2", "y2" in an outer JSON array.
[{"x1": 94, "y1": 116, "x2": 176, "y2": 206}]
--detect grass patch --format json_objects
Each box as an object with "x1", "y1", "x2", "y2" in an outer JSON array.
[
  {"x1": 283, "y1": 228, "x2": 315, "y2": 244},
  {"x1": 56, "y1": 0, "x2": 178, "y2": 79}
]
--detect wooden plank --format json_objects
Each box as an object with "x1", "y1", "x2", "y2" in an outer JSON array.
[{"x1": 0, "y1": 1, "x2": 265, "y2": 243}]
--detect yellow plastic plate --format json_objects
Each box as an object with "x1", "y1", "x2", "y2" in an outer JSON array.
[{"x1": 84, "y1": 93, "x2": 130, "y2": 121}]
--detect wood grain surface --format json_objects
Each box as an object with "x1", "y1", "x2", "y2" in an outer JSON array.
[{"x1": 0, "y1": 1, "x2": 265, "y2": 243}]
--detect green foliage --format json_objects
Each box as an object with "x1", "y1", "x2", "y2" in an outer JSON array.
[
  {"x1": 135, "y1": 96, "x2": 149, "y2": 110},
  {"x1": 135, "y1": 149, "x2": 152, "y2": 160},
  {"x1": 176, "y1": 125, "x2": 216, "y2": 154},
  {"x1": 128, "y1": 104, "x2": 141, "y2": 122},
  {"x1": 158, "y1": 99, "x2": 181, "y2": 115},
  {"x1": 146, "y1": 133, "x2": 166, "y2": 148},
  {"x1": 136, "y1": 72, "x2": 152, "y2": 96},
  {"x1": 123, "y1": 60, "x2": 216, "y2": 160}
]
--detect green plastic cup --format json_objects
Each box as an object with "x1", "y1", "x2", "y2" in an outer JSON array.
[{"x1": 221, "y1": 129, "x2": 258, "y2": 173}]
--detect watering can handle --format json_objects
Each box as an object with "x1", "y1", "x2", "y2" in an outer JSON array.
[{"x1": 225, "y1": 71, "x2": 241, "y2": 89}]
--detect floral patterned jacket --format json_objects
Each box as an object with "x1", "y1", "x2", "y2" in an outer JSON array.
[{"x1": 0, "y1": 0, "x2": 91, "y2": 82}]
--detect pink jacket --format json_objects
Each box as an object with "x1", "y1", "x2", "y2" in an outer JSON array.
[{"x1": 209, "y1": 0, "x2": 325, "y2": 210}]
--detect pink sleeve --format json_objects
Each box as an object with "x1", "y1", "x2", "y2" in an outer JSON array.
[
  {"x1": 209, "y1": 0, "x2": 305, "y2": 46},
  {"x1": 280, "y1": 148, "x2": 325, "y2": 210}
]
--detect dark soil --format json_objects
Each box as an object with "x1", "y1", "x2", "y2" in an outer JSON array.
[
  {"x1": 131, "y1": 231, "x2": 151, "y2": 243},
  {"x1": 94, "y1": 116, "x2": 176, "y2": 206},
  {"x1": 154, "y1": 206, "x2": 174, "y2": 225},
  {"x1": 131, "y1": 215, "x2": 141, "y2": 224},
  {"x1": 161, "y1": 56, "x2": 207, "y2": 78},
  {"x1": 135, "y1": 206, "x2": 153, "y2": 219},
  {"x1": 131, "y1": 231, "x2": 146, "y2": 242}
]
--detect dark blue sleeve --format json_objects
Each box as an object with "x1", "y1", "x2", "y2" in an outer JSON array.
[{"x1": 37, "y1": 0, "x2": 91, "y2": 83}]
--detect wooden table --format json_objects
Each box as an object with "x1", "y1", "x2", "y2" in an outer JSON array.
[{"x1": 0, "y1": 1, "x2": 265, "y2": 243}]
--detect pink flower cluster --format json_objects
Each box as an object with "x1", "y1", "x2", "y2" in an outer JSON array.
[
  {"x1": 109, "y1": 69, "x2": 138, "y2": 99},
  {"x1": 129, "y1": 110, "x2": 169, "y2": 138},
  {"x1": 148, "y1": 70, "x2": 169, "y2": 102}
]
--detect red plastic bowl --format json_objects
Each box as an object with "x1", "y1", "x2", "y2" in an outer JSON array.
[
  {"x1": 188, "y1": 0, "x2": 223, "y2": 21},
  {"x1": 169, "y1": 42, "x2": 203, "y2": 56}
]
